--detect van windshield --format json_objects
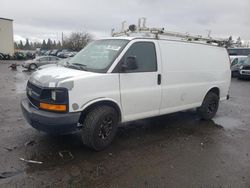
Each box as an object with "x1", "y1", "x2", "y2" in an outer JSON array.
[
  {"x1": 68, "y1": 39, "x2": 129, "y2": 73},
  {"x1": 243, "y1": 57, "x2": 250, "y2": 65}
]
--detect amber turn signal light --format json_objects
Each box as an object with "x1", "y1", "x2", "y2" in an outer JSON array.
[{"x1": 39, "y1": 102, "x2": 66, "y2": 112}]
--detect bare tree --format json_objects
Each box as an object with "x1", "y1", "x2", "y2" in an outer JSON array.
[
  {"x1": 63, "y1": 32, "x2": 93, "y2": 51},
  {"x1": 225, "y1": 36, "x2": 234, "y2": 48},
  {"x1": 236, "y1": 37, "x2": 242, "y2": 47}
]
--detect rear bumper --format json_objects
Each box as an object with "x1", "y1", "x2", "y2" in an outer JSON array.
[{"x1": 21, "y1": 98, "x2": 81, "y2": 134}]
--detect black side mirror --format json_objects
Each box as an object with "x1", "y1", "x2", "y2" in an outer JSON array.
[{"x1": 121, "y1": 56, "x2": 138, "y2": 71}]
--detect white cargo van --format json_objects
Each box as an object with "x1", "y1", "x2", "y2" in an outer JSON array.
[{"x1": 21, "y1": 28, "x2": 231, "y2": 150}]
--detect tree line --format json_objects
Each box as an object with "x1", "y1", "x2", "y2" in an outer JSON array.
[
  {"x1": 14, "y1": 32, "x2": 93, "y2": 52},
  {"x1": 14, "y1": 32, "x2": 249, "y2": 51},
  {"x1": 226, "y1": 36, "x2": 250, "y2": 48}
]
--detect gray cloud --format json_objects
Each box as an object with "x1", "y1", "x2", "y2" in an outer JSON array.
[{"x1": 1, "y1": 0, "x2": 250, "y2": 42}]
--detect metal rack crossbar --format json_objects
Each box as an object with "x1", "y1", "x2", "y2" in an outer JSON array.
[{"x1": 111, "y1": 18, "x2": 228, "y2": 46}]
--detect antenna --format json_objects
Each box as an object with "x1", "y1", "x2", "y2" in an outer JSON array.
[{"x1": 112, "y1": 18, "x2": 228, "y2": 46}]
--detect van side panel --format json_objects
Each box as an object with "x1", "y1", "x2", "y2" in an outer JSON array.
[{"x1": 158, "y1": 40, "x2": 230, "y2": 115}]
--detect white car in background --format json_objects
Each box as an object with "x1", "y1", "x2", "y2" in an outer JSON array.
[
  {"x1": 22, "y1": 56, "x2": 61, "y2": 70},
  {"x1": 38, "y1": 57, "x2": 72, "y2": 70}
]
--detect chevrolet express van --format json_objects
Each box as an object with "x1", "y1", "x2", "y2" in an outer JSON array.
[{"x1": 21, "y1": 36, "x2": 231, "y2": 150}]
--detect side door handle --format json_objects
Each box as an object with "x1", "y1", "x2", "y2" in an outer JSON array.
[{"x1": 157, "y1": 74, "x2": 161, "y2": 85}]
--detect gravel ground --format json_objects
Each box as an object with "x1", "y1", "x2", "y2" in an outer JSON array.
[{"x1": 0, "y1": 60, "x2": 250, "y2": 188}]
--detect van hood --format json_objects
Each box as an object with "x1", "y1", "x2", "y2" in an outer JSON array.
[
  {"x1": 38, "y1": 63, "x2": 58, "y2": 70},
  {"x1": 29, "y1": 66, "x2": 95, "y2": 88}
]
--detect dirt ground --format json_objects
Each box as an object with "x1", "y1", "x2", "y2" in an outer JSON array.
[{"x1": 0, "y1": 60, "x2": 250, "y2": 188}]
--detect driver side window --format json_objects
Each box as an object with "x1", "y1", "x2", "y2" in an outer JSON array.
[{"x1": 122, "y1": 42, "x2": 157, "y2": 73}]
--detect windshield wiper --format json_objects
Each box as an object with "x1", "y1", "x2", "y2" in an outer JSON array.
[
  {"x1": 66, "y1": 63, "x2": 87, "y2": 71},
  {"x1": 71, "y1": 63, "x2": 88, "y2": 71}
]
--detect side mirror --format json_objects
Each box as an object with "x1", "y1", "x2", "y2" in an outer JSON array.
[{"x1": 121, "y1": 56, "x2": 138, "y2": 71}]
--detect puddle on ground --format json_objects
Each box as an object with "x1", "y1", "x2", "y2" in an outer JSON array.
[{"x1": 213, "y1": 116, "x2": 245, "y2": 129}]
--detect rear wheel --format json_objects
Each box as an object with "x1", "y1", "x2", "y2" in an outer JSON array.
[
  {"x1": 81, "y1": 105, "x2": 118, "y2": 151},
  {"x1": 197, "y1": 92, "x2": 219, "y2": 120}
]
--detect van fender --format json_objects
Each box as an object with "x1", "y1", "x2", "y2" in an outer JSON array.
[
  {"x1": 79, "y1": 97, "x2": 123, "y2": 121},
  {"x1": 202, "y1": 85, "x2": 220, "y2": 101}
]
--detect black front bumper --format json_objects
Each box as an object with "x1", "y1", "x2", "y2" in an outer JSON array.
[
  {"x1": 21, "y1": 98, "x2": 81, "y2": 134},
  {"x1": 238, "y1": 73, "x2": 250, "y2": 79}
]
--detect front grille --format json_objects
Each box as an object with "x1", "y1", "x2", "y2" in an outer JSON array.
[
  {"x1": 27, "y1": 94, "x2": 40, "y2": 108},
  {"x1": 26, "y1": 81, "x2": 42, "y2": 108},
  {"x1": 243, "y1": 66, "x2": 250, "y2": 70}
]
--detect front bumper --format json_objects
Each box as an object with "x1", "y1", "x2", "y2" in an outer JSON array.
[
  {"x1": 239, "y1": 70, "x2": 250, "y2": 79},
  {"x1": 21, "y1": 98, "x2": 81, "y2": 134}
]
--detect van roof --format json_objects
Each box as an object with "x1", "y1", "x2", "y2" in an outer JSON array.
[
  {"x1": 99, "y1": 36, "x2": 226, "y2": 48},
  {"x1": 99, "y1": 36, "x2": 136, "y2": 41}
]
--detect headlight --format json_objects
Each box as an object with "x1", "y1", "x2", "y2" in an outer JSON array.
[
  {"x1": 51, "y1": 90, "x2": 56, "y2": 101},
  {"x1": 40, "y1": 88, "x2": 68, "y2": 112},
  {"x1": 240, "y1": 65, "x2": 243, "y2": 70}
]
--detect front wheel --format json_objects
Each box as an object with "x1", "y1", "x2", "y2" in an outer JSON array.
[
  {"x1": 81, "y1": 105, "x2": 118, "y2": 151},
  {"x1": 197, "y1": 92, "x2": 219, "y2": 120},
  {"x1": 29, "y1": 63, "x2": 37, "y2": 70}
]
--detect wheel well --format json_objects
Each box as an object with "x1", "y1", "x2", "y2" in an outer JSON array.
[
  {"x1": 78, "y1": 100, "x2": 122, "y2": 124},
  {"x1": 207, "y1": 87, "x2": 220, "y2": 98}
]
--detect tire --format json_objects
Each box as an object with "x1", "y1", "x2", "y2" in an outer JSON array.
[
  {"x1": 81, "y1": 105, "x2": 119, "y2": 151},
  {"x1": 231, "y1": 71, "x2": 237, "y2": 78},
  {"x1": 197, "y1": 92, "x2": 219, "y2": 120},
  {"x1": 29, "y1": 63, "x2": 37, "y2": 70}
]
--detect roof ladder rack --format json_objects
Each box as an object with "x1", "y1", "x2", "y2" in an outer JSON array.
[{"x1": 111, "y1": 18, "x2": 229, "y2": 47}]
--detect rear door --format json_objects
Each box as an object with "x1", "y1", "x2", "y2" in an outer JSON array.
[{"x1": 118, "y1": 40, "x2": 162, "y2": 121}]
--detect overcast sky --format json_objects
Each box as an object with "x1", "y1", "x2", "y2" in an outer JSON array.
[{"x1": 1, "y1": 0, "x2": 250, "y2": 42}]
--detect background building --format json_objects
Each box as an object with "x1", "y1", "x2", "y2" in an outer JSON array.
[{"x1": 0, "y1": 17, "x2": 14, "y2": 55}]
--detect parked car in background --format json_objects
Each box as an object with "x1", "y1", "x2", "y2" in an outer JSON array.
[
  {"x1": 44, "y1": 50, "x2": 52, "y2": 56},
  {"x1": 57, "y1": 50, "x2": 77, "y2": 58},
  {"x1": 0, "y1": 53, "x2": 11, "y2": 60},
  {"x1": 238, "y1": 56, "x2": 250, "y2": 79},
  {"x1": 26, "y1": 52, "x2": 36, "y2": 59},
  {"x1": 22, "y1": 56, "x2": 61, "y2": 70},
  {"x1": 38, "y1": 57, "x2": 72, "y2": 70},
  {"x1": 0, "y1": 53, "x2": 4, "y2": 60},
  {"x1": 49, "y1": 49, "x2": 59, "y2": 56},
  {"x1": 57, "y1": 50, "x2": 68, "y2": 58},
  {"x1": 230, "y1": 55, "x2": 248, "y2": 77}
]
